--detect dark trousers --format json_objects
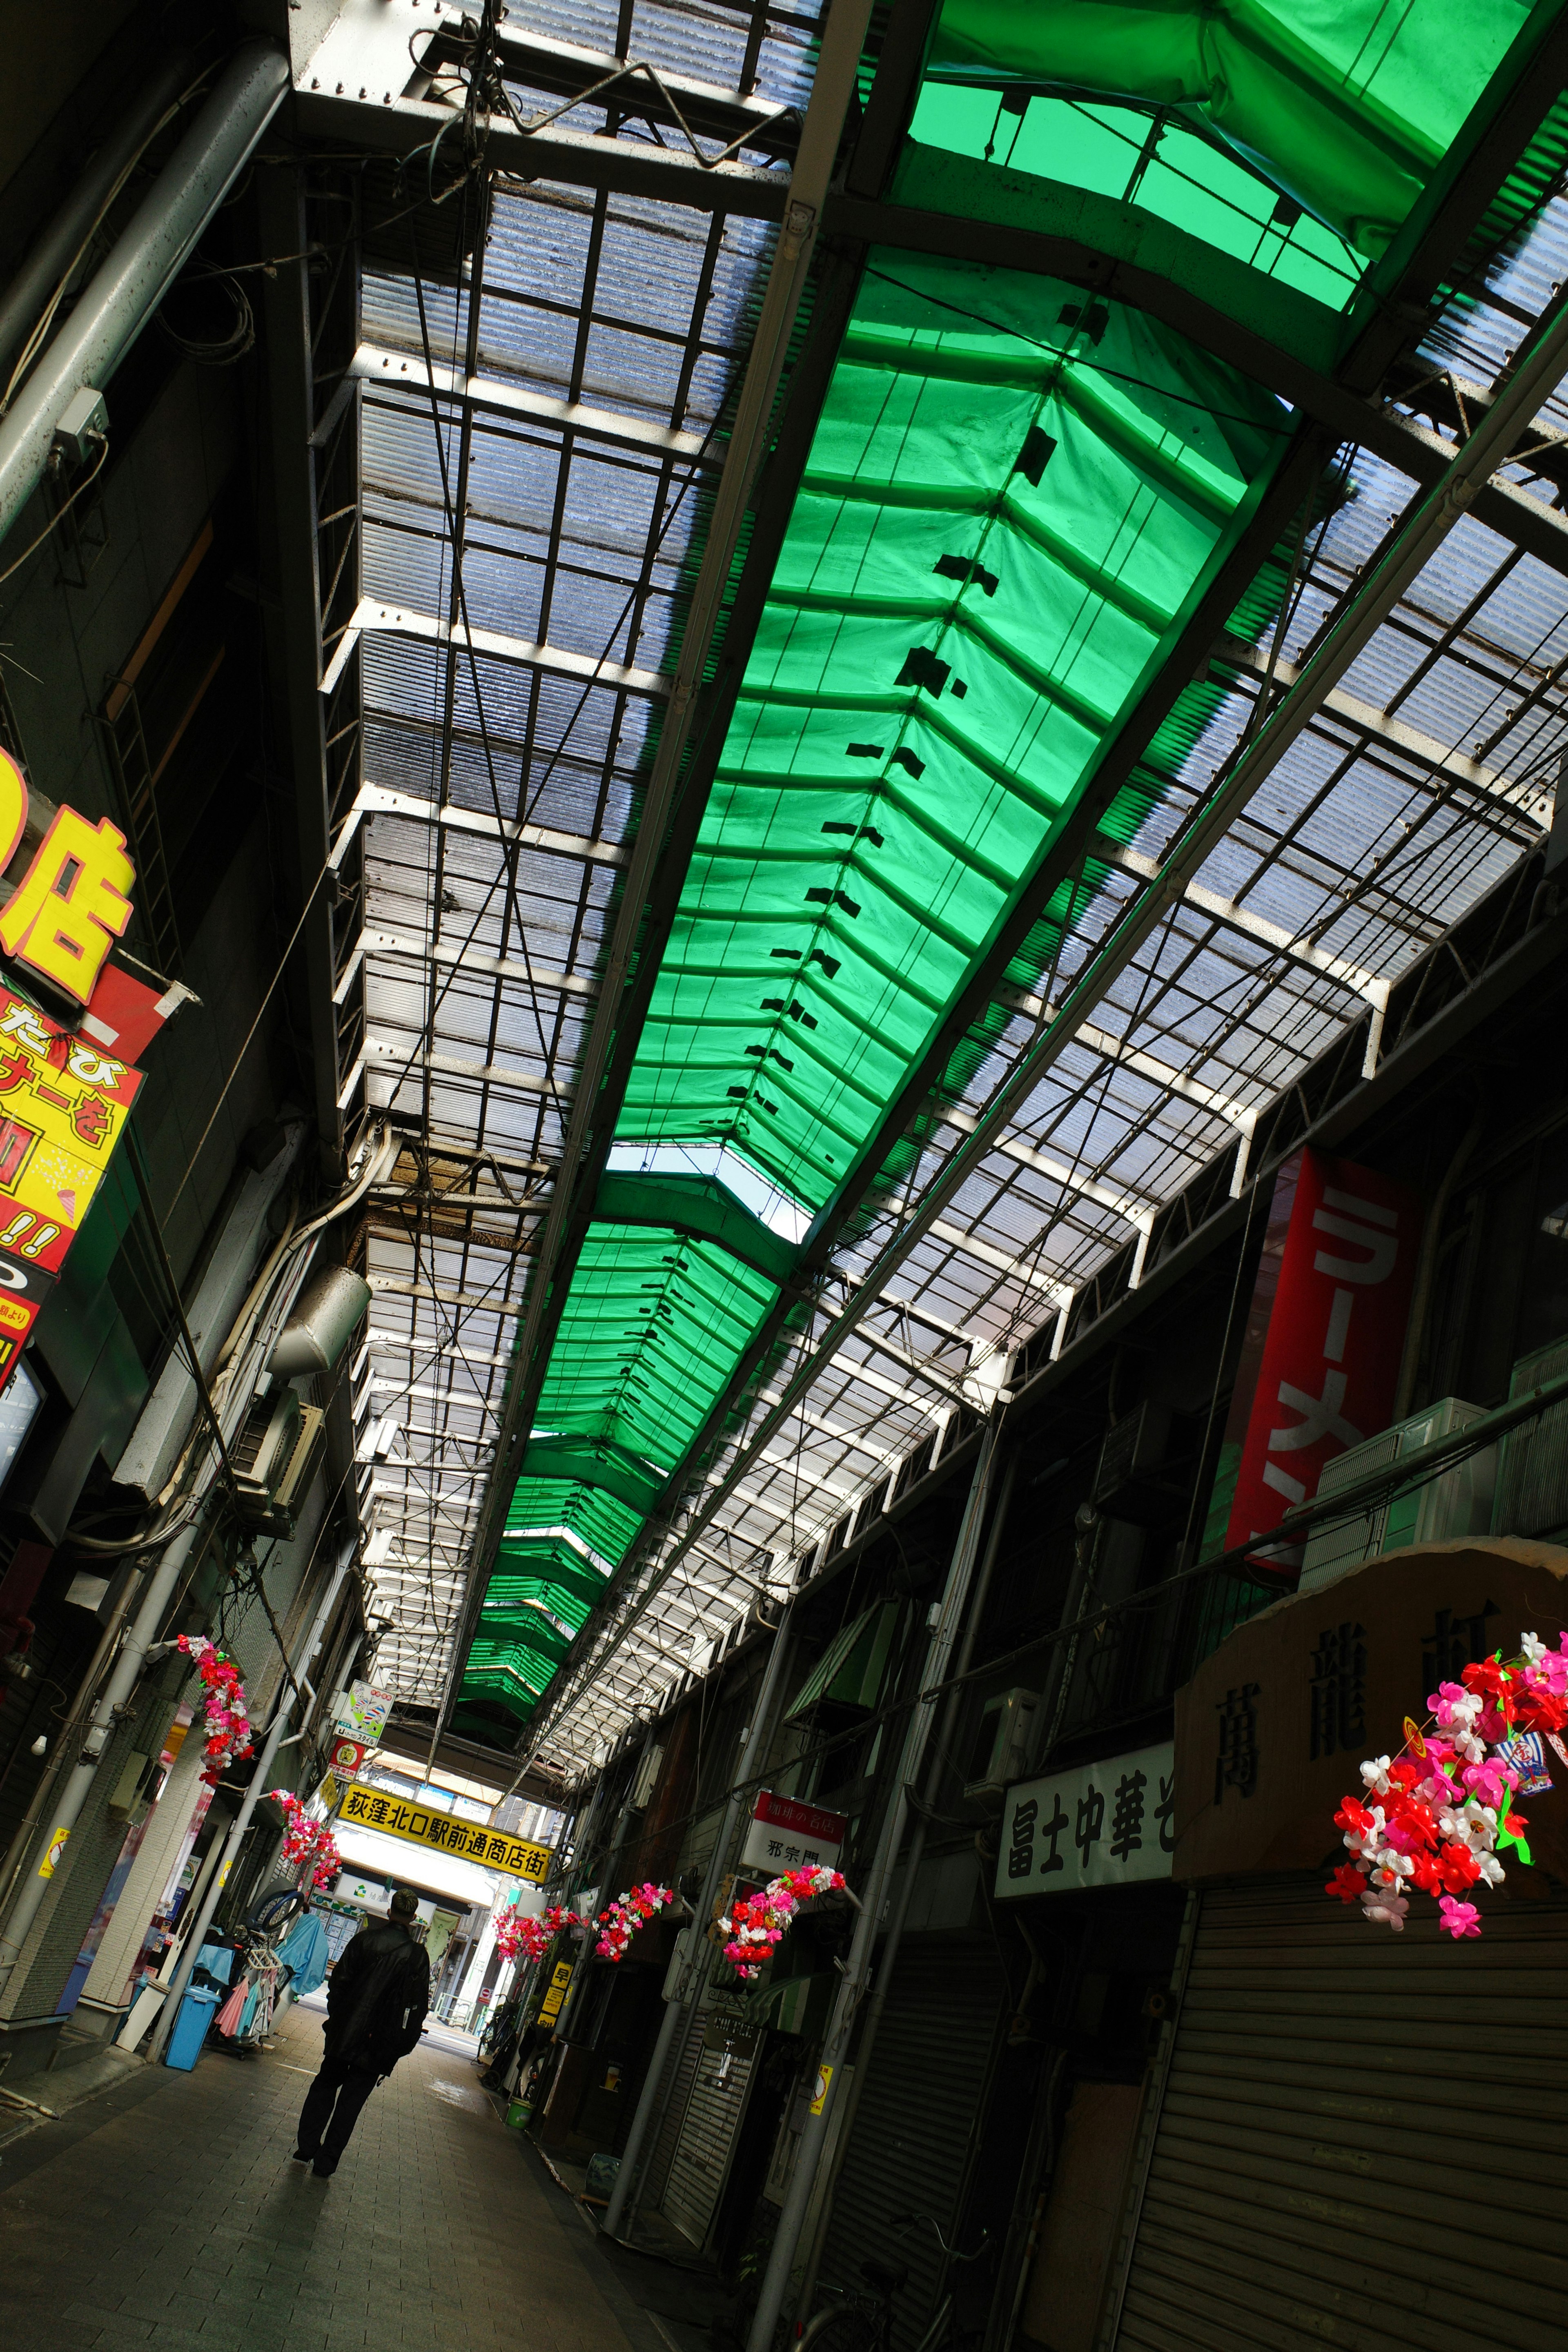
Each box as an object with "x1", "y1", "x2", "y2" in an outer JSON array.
[{"x1": 297, "y1": 2054, "x2": 379, "y2": 2160}]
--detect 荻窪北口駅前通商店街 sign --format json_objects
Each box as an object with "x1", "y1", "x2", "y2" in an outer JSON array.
[
  {"x1": 336, "y1": 1784, "x2": 552, "y2": 1882},
  {"x1": 996, "y1": 1741, "x2": 1176, "y2": 1898}
]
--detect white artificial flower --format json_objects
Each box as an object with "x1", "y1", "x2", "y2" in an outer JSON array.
[
  {"x1": 1473, "y1": 1851, "x2": 1506, "y2": 1888},
  {"x1": 1521, "y1": 1632, "x2": 1546, "y2": 1663},
  {"x1": 1360, "y1": 1756, "x2": 1392, "y2": 1795}
]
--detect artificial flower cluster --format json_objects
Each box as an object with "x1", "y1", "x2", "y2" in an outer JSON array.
[
  {"x1": 267, "y1": 1788, "x2": 341, "y2": 1890},
  {"x1": 493, "y1": 1889, "x2": 674, "y2": 1967},
  {"x1": 595, "y1": 1882, "x2": 673, "y2": 1960},
  {"x1": 495, "y1": 1901, "x2": 580, "y2": 1964},
  {"x1": 1326, "y1": 1632, "x2": 1568, "y2": 1939},
  {"x1": 176, "y1": 1634, "x2": 253, "y2": 1787},
  {"x1": 720, "y1": 1864, "x2": 846, "y2": 1978}
]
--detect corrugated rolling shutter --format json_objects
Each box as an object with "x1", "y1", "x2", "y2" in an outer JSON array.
[
  {"x1": 661, "y1": 2037, "x2": 757, "y2": 2245},
  {"x1": 641, "y1": 2000, "x2": 706, "y2": 2212},
  {"x1": 1111, "y1": 1876, "x2": 1568, "y2": 2352},
  {"x1": 820, "y1": 1933, "x2": 1006, "y2": 2352}
]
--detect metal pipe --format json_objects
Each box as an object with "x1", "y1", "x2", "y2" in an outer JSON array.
[
  {"x1": 144, "y1": 1548, "x2": 354, "y2": 2066},
  {"x1": 601, "y1": 1596, "x2": 798, "y2": 2243},
  {"x1": 1391, "y1": 1101, "x2": 1487, "y2": 1421},
  {"x1": 0, "y1": 1508, "x2": 212, "y2": 1993},
  {"x1": 0, "y1": 51, "x2": 199, "y2": 390},
  {"x1": 744, "y1": 1424, "x2": 1003, "y2": 2352},
  {"x1": 0, "y1": 40, "x2": 287, "y2": 544},
  {"x1": 793, "y1": 1451, "x2": 1018, "y2": 2319}
]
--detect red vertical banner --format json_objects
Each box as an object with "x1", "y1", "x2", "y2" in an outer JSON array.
[{"x1": 1223, "y1": 1147, "x2": 1422, "y2": 1561}]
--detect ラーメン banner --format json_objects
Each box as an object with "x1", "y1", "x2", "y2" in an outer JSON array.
[
  {"x1": 1221, "y1": 1149, "x2": 1421, "y2": 1564},
  {"x1": 336, "y1": 1784, "x2": 552, "y2": 1882}
]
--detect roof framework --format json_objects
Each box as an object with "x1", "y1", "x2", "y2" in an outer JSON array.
[{"x1": 284, "y1": 0, "x2": 1568, "y2": 1765}]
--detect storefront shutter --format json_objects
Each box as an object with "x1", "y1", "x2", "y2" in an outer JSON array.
[
  {"x1": 819, "y1": 1932, "x2": 1006, "y2": 2352},
  {"x1": 641, "y1": 2001, "x2": 707, "y2": 2213},
  {"x1": 661, "y1": 2036, "x2": 758, "y2": 2246},
  {"x1": 1108, "y1": 1875, "x2": 1568, "y2": 2352}
]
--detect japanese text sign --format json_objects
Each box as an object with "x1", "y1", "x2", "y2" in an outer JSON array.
[
  {"x1": 1224, "y1": 1149, "x2": 1420, "y2": 1564},
  {"x1": 338, "y1": 1783, "x2": 552, "y2": 1881},
  {"x1": 336, "y1": 1679, "x2": 392, "y2": 1740},
  {"x1": 327, "y1": 1734, "x2": 368, "y2": 1778},
  {"x1": 539, "y1": 1961, "x2": 572, "y2": 2023},
  {"x1": 0, "y1": 982, "x2": 143, "y2": 1277},
  {"x1": 996, "y1": 1741, "x2": 1175, "y2": 1899},
  {"x1": 0, "y1": 1251, "x2": 54, "y2": 1399},
  {"x1": 739, "y1": 1791, "x2": 846, "y2": 1877},
  {"x1": 0, "y1": 751, "x2": 134, "y2": 1007},
  {"x1": 1173, "y1": 1539, "x2": 1568, "y2": 1884}
]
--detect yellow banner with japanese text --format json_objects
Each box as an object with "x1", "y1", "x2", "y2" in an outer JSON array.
[
  {"x1": 336, "y1": 1782, "x2": 552, "y2": 1882},
  {"x1": 0, "y1": 984, "x2": 142, "y2": 1274}
]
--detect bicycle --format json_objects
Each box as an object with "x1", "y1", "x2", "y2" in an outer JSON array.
[{"x1": 800, "y1": 2212, "x2": 991, "y2": 2352}]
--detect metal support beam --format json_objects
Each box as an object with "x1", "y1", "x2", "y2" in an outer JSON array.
[
  {"x1": 322, "y1": 596, "x2": 669, "y2": 702},
  {"x1": 290, "y1": 80, "x2": 790, "y2": 218},
  {"x1": 330, "y1": 780, "x2": 627, "y2": 874},
  {"x1": 352, "y1": 341, "x2": 718, "y2": 467}
]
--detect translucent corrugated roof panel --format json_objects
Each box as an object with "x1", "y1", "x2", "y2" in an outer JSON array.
[{"x1": 342, "y1": 3, "x2": 1568, "y2": 1776}]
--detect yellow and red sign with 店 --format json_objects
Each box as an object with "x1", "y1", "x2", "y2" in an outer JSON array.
[{"x1": 0, "y1": 750, "x2": 143, "y2": 1386}]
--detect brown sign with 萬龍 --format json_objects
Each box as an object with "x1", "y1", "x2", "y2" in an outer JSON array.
[{"x1": 1173, "y1": 1538, "x2": 1568, "y2": 1887}]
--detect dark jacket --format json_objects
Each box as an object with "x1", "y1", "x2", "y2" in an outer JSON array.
[{"x1": 323, "y1": 1920, "x2": 430, "y2": 2073}]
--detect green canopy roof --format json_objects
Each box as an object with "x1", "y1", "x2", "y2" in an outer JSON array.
[{"x1": 459, "y1": 0, "x2": 1546, "y2": 1736}]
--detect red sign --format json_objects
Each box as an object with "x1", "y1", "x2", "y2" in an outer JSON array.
[
  {"x1": 739, "y1": 1790, "x2": 847, "y2": 1874},
  {"x1": 327, "y1": 1734, "x2": 368, "y2": 1778},
  {"x1": 1224, "y1": 1148, "x2": 1421, "y2": 1564},
  {"x1": 0, "y1": 985, "x2": 143, "y2": 1277}
]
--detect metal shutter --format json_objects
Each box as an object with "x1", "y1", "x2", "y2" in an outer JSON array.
[
  {"x1": 820, "y1": 1933, "x2": 1006, "y2": 2352},
  {"x1": 641, "y1": 2002, "x2": 707, "y2": 2213},
  {"x1": 1110, "y1": 1876, "x2": 1568, "y2": 2352},
  {"x1": 661, "y1": 2038, "x2": 757, "y2": 2246}
]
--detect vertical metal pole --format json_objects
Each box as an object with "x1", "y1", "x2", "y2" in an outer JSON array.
[
  {"x1": 744, "y1": 1425, "x2": 1002, "y2": 2352},
  {"x1": 602, "y1": 1595, "x2": 797, "y2": 2243},
  {"x1": 144, "y1": 1552, "x2": 352, "y2": 2065},
  {"x1": 794, "y1": 1448, "x2": 1018, "y2": 2319}
]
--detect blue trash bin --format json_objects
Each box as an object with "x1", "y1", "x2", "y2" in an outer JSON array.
[{"x1": 165, "y1": 1984, "x2": 220, "y2": 2071}]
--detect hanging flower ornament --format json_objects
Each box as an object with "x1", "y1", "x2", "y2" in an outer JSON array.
[
  {"x1": 267, "y1": 1788, "x2": 341, "y2": 1891},
  {"x1": 496, "y1": 1890, "x2": 674, "y2": 1967},
  {"x1": 176, "y1": 1634, "x2": 253, "y2": 1788},
  {"x1": 1326, "y1": 1632, "x2": 1568, "y2": 1939},
  {"x1": 720, "y1": 1864, "x2": 848, "y2": 1979},
  {"x1": 595, "y1": 1882, "x2": 674, "y2": 1960}
]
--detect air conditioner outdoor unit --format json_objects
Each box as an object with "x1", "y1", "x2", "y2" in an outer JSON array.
[
  {"x1": 232, "y1": 1388, "x2": 327, "y2": 1537},
  {"x1": 1492, "y1": 1333, "x2": 1568, "y2": 1540},
  {"x1": 963, "y1": 1686, "x2": 1039, "y2": 1803},
  {"x1": 1299, "y1": 1397, "x2": 1496, "y2": 1593}
]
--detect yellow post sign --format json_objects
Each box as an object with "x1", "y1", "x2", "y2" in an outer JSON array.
[
  {"x1": 37, "y1": 1823, "x2": 71, "y2": 1878},
  {"x1": 318, "y1": 1774, "x2": 341, "y2": 1817},
  {"x1": 539, "y1": 1961, "x2": 572, "y2": 2024},
  {"x1": 337, "y1": 1783, "x2": 552, "y2": 1882}
]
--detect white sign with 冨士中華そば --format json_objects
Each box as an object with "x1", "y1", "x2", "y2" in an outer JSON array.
[{"x1": 995, "y1": 1741, "x2": 1176, "y2": 1899}]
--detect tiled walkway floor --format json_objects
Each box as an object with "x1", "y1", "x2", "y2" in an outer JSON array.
[{"x1": 0, "y1": 1999, "x2": 667, "y2": 2352}]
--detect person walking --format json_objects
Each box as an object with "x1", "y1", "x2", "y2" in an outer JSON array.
[{"x1": 292, "y1": 1887, "x2": 430, "y2": 2176}]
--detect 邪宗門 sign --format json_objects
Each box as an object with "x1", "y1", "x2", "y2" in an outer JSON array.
[
  {"x1": 739, "y1": 1791, "x2": 846, "y2": 1877},
  {"x1": 337, "y1": 1783, "x2": 552, "y2": 1882},
  {"x1": 996, "y1": 1741, "x2": 1175, "y2": 1899}
]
